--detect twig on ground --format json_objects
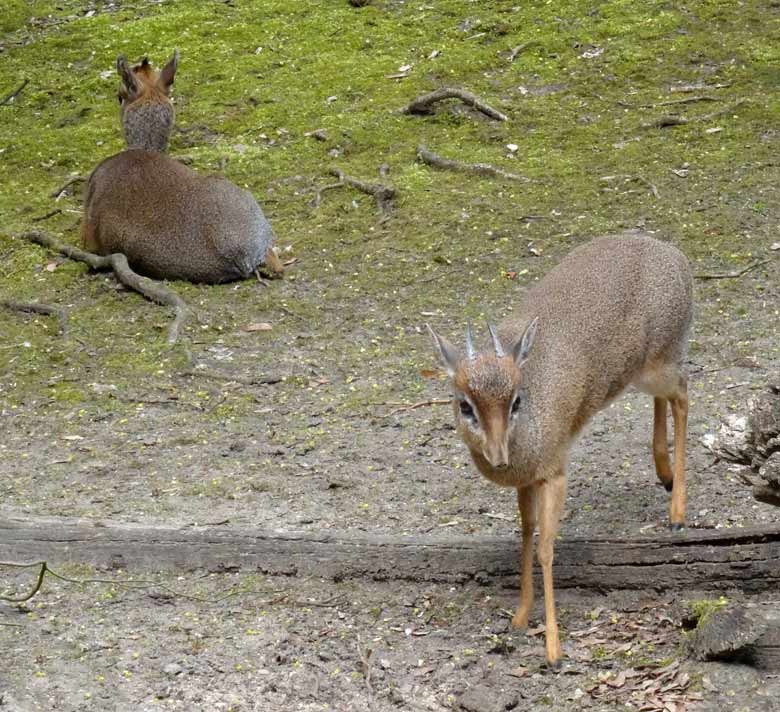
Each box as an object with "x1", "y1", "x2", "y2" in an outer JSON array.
[
  {"x1": 642, "y1": 99, "x2": 746, "y2": 129},
  {"x1": 629, "y1": 175, "x2": 660, "y2": 199},
  {"x1": 180, "y1": 367, "x2": 283, "y2": 386},
  {"x1": 0, "y1": 78, "x2": 29, "y2": 107},
  {"x1": 1, "y1": 299, "x2": 69, "y2": 337},
  {"x1": 670, "y1": 82, "x2": 731, "y2": 93},
  {"x1": 31, "y1": 208, "x2": 63, "y2": 222},
  {"x1": 619, "y1": 95, "x2": 717, "y2": 109},
  {"x1": 327, "y1": 167, "x2": 396, "y2": 217},
  {"x1": 508, "y1": 41, "x2": 536, "y2": 62},
  {"x1": 19, "y1": 230, "x2": 190, "y2": 344},
  {"x1": 0, "y1": 558, "x2": 291, "y2": 605},
  {"x1": 383, "y1": 398, "x2": 451, "y2": 416},
  {"x1": 695, "y1": 259, "x2": 771, "y2": 281},
  {"x1": 403, "y1": 87, "x2": 508, "y2": 121},
  {"x1": 49, "y1": 175, "x2": 85, "y2": 200},
  {"x1": 356, "y1": 634, "x2": 375, "y2": 709},
  {"x1": 417, "y1": 145, "x2": 529, "y2": 183}
]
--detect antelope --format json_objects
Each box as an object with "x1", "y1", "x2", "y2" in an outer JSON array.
[
  {"x1": 82, "y1": 51, "x2": 283, "y2": 283},
  {"x1": 428, "y1": 233, "x2": 693, "y2": 667}
]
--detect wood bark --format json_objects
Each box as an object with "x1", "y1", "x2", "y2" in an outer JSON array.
[
  {"x1": 708, "y1": 380, "x2": 780, "y2": 506},
  {"x1": 690, "y1": 604, "x2": 780, "y2": 670},
  {"x1": 1, "y1": 516, "x2": 779, "y2": 592}
]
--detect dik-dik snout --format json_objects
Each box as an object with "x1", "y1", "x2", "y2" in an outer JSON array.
[
  {"x1": 428, "y1": 319, "x2": 538, "y2": 472},
  {"x1": 117, "y1": 51, "x2": 178, "y2": 151}
]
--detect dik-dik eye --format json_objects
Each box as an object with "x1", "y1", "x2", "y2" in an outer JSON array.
[
  {"x1": 459, "y1": 400, "x2": 475, "y2": 420},
  {"x1": 510, "y1": 396, "x2": 521, "y2": 417}
]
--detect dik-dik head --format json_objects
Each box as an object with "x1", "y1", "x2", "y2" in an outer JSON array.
[
  {"x1": 428, "y1": 319, "x2": 538, "y2": 468},
  {"x1": 117, "y1": 50, "x2": 179, "y2": 151}
]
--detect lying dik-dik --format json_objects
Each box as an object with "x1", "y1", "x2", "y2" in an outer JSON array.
[
  {"x1": 428, "y1": 233, "x2": 693, "y2": 667},
  {"x1": 82, "y1": 51, "x2": 283, "y2": 283}
]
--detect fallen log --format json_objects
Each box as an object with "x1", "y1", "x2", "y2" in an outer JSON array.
[{"x1": 1, "y1": 516, "x2": 779, "y2": 592}]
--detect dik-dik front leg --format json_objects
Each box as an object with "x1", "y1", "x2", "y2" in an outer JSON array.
[
  {"x1": 537, "y1": 474, "x2": 566, "y2": 667},
  {"x1": 512, "y1": 486, "x2": 536, "y2": 630}
]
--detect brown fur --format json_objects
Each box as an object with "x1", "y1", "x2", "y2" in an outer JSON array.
[
  {"x1": 429, "y1": 232, "x2": 693, "y2": 666},
  {"x1": 82, "y1": 51, "x2": 282, "y2": 284}
]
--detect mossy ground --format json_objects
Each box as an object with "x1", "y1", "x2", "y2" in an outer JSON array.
[{"x1": 1, "y1": 3, "x2": 780, "y2": 708}]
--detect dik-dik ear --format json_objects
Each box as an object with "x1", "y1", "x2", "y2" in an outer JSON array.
[
  {"x1": 511, "y1": 317, "x2": 539, "y2": 368},
  {"x1": 117, "y1": 55, "x2": 140, "y2": 98},
  {"x1": 426, "y1": 325, "x2": 460, "y2": 379},
  {"x1": 158, "y1": 49, "x2": 179, "y2": 93}
]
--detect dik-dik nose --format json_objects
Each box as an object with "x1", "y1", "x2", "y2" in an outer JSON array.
[{"x1": 483, "y1": 440, "x2": 510, "y2": 468}]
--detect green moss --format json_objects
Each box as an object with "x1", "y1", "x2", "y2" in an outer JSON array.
[{"x1": 2, "y1": 0, "x2": 780, "y2": 457}]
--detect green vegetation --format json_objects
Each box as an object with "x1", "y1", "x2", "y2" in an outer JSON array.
[
  {"x1": 1, "y1": 0, "x2": 778, "y2": 457},
  {"x1": 686, "y1": 595, "x2": 729, "y2": 627}
]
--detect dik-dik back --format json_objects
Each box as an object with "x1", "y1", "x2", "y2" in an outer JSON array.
[
  {"x1": 429, "y1": 233, "x2": 693, "y2": 666},
  {"x1": 82, "y1": 51, "x2": 283, "y2": 284}
]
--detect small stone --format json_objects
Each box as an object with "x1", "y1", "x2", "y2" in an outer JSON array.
[{"x1": 163, "y1": 662, "x2": 183, "y2": 676}]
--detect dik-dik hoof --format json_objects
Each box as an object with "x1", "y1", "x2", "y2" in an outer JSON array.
[
  {"x1": 664, "y1": 481, "x2": 673, "y2": 493},
  {"x1": 669, "y1": 522, "x2": 685, "y2": 533},
  {"x1": 546, "y1": 657, "x2": 563, "y2": 672}
]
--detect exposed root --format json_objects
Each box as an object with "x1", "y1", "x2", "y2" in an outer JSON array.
[
  {"x1": 325, "y1": 167, "x2": 396, "y2": 217},
  {"x1": 1, "y1": 299, "x2": 69, "y2": 337},
  {"x1": 695, "y1": 259, "x2": 771, "y2": 281},
  {"x1": 19, "y1": 230, "x2": 190, "y2": 345},
  {"x1": 403, "y1": 87, "x2": 509, "y2": 121},
  {"x1": 417, "y1": 145, "x2": 529, "y2": 183}
]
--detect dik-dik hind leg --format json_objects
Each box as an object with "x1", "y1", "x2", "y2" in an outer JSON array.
[
  {"x1": 537, "y1": 475, "x2": 566, "y2": 668},
  {"x1": 669, "y1": 384, "x2": 688, "y2": 531},
  {"x1": 653, "y1": 397, "x2": 674, "y2": 491},
  {"x1": 511, "y1": 486, "x2": 536, "y2": 630}
]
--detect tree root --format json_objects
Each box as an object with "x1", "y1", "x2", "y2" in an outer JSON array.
[
  {"x1": 1, "y1": 299, "x2": 69, "y2": 337},
  {"x1": 403, "y1": 87, "x2": 508, "y2": 121},
  {"x1": 416, "y1": 145, "x2": 529, "y2": 183},
  {"x1": 323, "y1": 167, "x2": 396, "y2": 217},
  {"x1": 19, "y1": 230, "x2": 190, "y2": 345}
]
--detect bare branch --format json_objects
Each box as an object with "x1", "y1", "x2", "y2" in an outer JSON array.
[
  {"x1": 403, "y1": 87, "x2": 508, "y2": 121},
  {"x1": 0, "y1": 78, "x2": 29, "y2": 107},
  {"x1": 695, "y1": 259, "x2": 771, "y2": 281},
  {"x1": 417, "y1": 145, "x2": 529, "y2": 183},
  {"x1": 49, "y1": 175, "x2": 86, "y2": 200},
  {"x1": 19, "y1": 230, "x2": 190, "y2": 344},
  {"x1": 383, "y1": 398, "x2": 451, "y2": 416},
  {"x1": 642, "y1": 99, "x2": 747, "y2": 129}
]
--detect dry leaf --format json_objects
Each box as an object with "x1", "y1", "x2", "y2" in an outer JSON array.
[
  {"x1": 526, "y1": 624, "x2": 546, "y2": 637},
  {"x1": 45, "y1": 262, "x2": 58, "y2": 272},
  {"x1": 418, "y1": 368, "x2": 442, "y2": 379},
  {"x1": 245, "y1": 323, "x2": 273, "y2": 332}
]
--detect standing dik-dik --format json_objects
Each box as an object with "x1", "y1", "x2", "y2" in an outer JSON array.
[
  {"x1": 428, "y1": 233, "x2": 693, "y2": 667},
  {"x1": 82, "y1": 51, "x2": 283, "y2": 283}
]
